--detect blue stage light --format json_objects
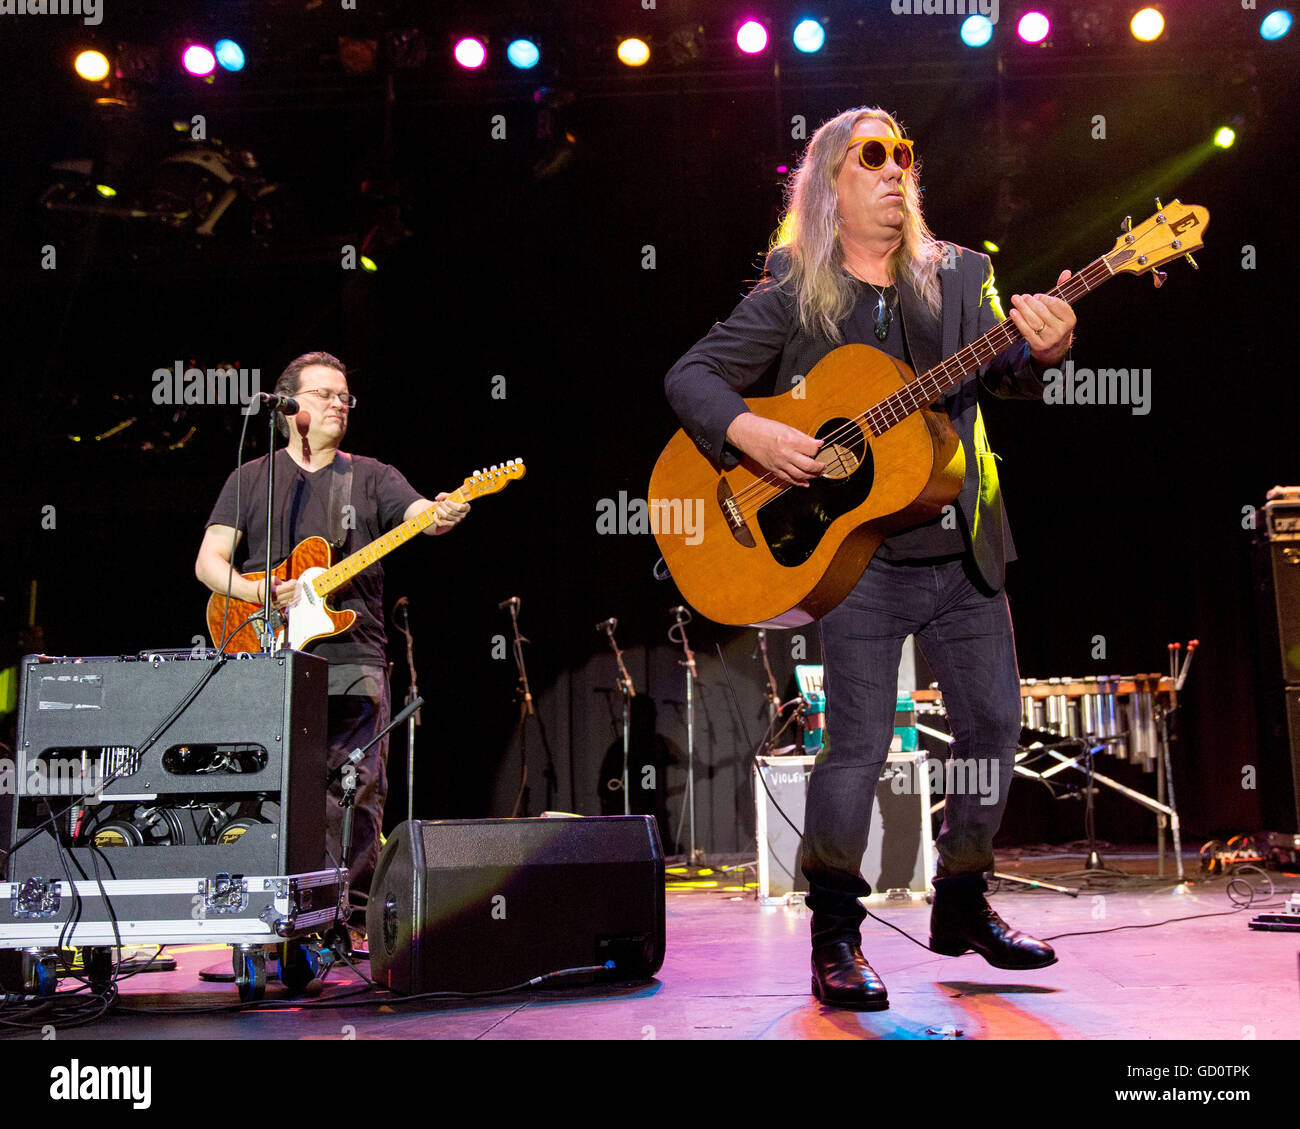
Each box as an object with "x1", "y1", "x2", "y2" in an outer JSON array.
[
  {"x1": 506, "y1": 39, "x2": 540, "y2": 69},
  {"x1": 961, "y1": 15, "x2": 994, "y2": 47},
  {"x1": 1261, "y1": 10, "x2": 1292, "y2": 39},
  {"x1": 215, "y1": 39, "x2": 245, "y2": 72},
  {"x1": 792, "y1": 19, "x2": 825, "y2": 53}
]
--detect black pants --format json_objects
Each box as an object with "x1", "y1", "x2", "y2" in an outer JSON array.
[
  {"x1": 802, "y1": 555, "x2": 1023, "y2": 948},
  {"x1": 324, "y1": 688, "x2": 390, "y2": 899}
]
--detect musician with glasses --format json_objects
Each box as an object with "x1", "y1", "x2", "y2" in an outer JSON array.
[
  {"x1": 195, "y1": 351, "x2": 469, "y2": 901},
  {"x1": 664, "y1": 108, "x2": 1076, "y2": 1009}
]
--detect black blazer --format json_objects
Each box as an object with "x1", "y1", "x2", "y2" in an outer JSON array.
[{"x1": 664, "y1": 245, "x2": 1048, "y2": 593}]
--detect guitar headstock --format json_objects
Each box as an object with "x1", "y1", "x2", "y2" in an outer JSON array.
[
  {"x1": 1105, "y1": 199, "x2": 1210, "y2": 286},
  {"x1": 463, "y1": 458, "x2": 526, "y2": 497}
]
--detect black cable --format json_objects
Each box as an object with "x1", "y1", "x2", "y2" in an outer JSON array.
[{"x1": 217, "y1": 398, "x2": 259, "y2": 652}]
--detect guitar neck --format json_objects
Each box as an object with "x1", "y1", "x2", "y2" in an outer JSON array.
[
  {"x1": 867, "y1": 251, "x2": 1114, "y2": 435},
  {"x1": 311, "y1": 484, "x2": 473, "y2": 597}
]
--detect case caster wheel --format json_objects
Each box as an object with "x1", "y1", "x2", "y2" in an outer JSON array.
[
  {"x1": 22, "y1": 951, "x2": 58, "y2": 998},
  {"x1": 232, "y1": 945, "x2": 267, "y2": 1002},
  {"x1": 277, "y1": 940, "x2": 321, "y2": 994},
  {"x1": 85, "y1": 947, "x2": 114, "y2": 988}
]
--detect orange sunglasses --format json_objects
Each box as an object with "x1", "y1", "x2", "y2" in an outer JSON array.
[{"x1": 849, "y1": 136, "x2": 915, "y2": 171}]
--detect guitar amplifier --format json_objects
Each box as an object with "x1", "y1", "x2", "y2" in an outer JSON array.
[
  {"x1": 754, "y1": 751, "x2": 936, "y2": 904},
  {"x1": 0, "y1": 651, "x2": 328, "y2": 885}
]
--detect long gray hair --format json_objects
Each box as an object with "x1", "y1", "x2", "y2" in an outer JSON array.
[{"x1": 768, "y1": 107, "x2": 944, "y2": 342}]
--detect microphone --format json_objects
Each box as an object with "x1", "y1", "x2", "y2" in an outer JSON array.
[
  {"x1": 254, "y1": 391, "x2": 301, "y2": 414},
  {"x1": 499, "y1": 596, "x2": 520, "y2": 612},
  {"x1": 595, "y1": 617, "x2": 617, "y2": 633}
]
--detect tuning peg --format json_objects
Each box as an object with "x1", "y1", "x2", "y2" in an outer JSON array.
[
  {"x1": 1154, "y1": 197, "x2": 1163, "y2": 211},
  {"x1": 1152, "y1": 270, "x2": 1167, "y2": 288},
  {"x1": 1122, "y1": 215, "x2": 1132, "y2": 233},
  {"x1": 1184, "y1": 252, "x2": 1199, "y2": 270}
]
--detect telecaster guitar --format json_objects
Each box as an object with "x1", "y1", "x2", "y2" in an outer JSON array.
[
  {"x1": 207, "y1": 459, "x2": 525, "y2": 653},
  {"x1": 649, "y1": 201, "x2": 1209, "y2": 627}
]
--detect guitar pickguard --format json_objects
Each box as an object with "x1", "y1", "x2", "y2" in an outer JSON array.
[{"x1": 756, "y1": 417, "x2": 874, "y2": 568}]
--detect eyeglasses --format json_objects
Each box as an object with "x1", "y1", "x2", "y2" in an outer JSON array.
[
  {"x1": 299, "y1": 388, "x2": 357, "y2": 408},
  {"x1": 849, "y1": 136, "x2": 915, "y2": 172}
]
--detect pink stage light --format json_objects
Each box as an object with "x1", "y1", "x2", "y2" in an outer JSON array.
[
  {"x1": 182, "y1": 44, "x2": 216, "y2": 76},
  {"x1": 453, "y1": 37, "x2": 487, "y2": 69},
  {"x1": 1017, "y1": 12, "x2": 1051, "y2": 43},
  {"x1": 736, "y1": 20, "x2": 769, "y2": 55}
]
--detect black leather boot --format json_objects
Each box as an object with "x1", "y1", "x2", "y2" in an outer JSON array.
[
  {"x1": 810, "y1": 942, "x2": 889, "y2": 1010},
  {"x1": 930, "y1": 873, "x2": 1057, "y2": 970}
]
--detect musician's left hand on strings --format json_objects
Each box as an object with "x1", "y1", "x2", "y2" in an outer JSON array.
[
  {"x1": 1010, "y1": 269, "x2": 1076, "y2": 367},
  {"x1": 429, "y1": 492, "x2": 470, "y2": 535}
]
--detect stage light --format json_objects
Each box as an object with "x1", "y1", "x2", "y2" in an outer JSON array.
[
  {"x1": 1213, "y1": 126, "x2": 1236, "y2": 148},
  {"x1": 214, "y1": 39, "x2": 245, "y2": 71},
  {"x1": 182, "y1": 45, "x2": 216, "y2": 76},
  {"x1": 736, "y1": 20, "x2": 769, "y2": 55},
  {"x1": 95, "y1": 184, "x2": 117, "y2": 197},
  {"x1": 453, "y1": 37, "x2": 487, "y2": 69},
  {"x1": 792, "y1": 19, "x2": 825, "y2": 53},
  {"x1": 617, "y1": 37, "x2": 650, "y2": 66},
  {"x1": 1261, "y1": 10, "x2": 1292, "y2": 39},
  {"x1": 74, "y1": 50, "x2": 110, "y2": 82},
  {"x1": 961, "y1": 15, "x2": 994, "y2": 47},
  {"x1": 982, "y1": 240, "x2": 1000, "y2": 253},
  {"x1": 360, "y1": 255, "x2": 378, "y2": 272},
  {"x1": 1130, "y1": 8, "x2": 1164, "y2": 42},
  {"x1": 506, "y1": 39, "x2": 540, "y2": 69},
  {"x1": 1017, "y1": 12, "x2": 1051, "y2": 44}
]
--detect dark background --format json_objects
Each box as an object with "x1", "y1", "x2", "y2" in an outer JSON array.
[{"x1": 1, "y1": 0, "x2": 1296, "y2": 855}]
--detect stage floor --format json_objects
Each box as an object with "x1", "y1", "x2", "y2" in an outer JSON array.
[{"x1": 5, "y1": 848, "x2": 1295, "y2": 1043}]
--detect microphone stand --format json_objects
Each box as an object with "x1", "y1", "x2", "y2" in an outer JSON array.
[
  {"x1": 392, "y1": 598, "x2": 420, "y2": 826},
  {"x1": 599, "y1": 619, "x2": 635, "y2": 816},
  {"x1": 757, "y1": 629, "x2": 781, "y2": 753},
  {"x1": 669, "y1": 607, "x2": 703, "y2": 866},
  {"x1": 503, "y1": 598, "x2": 556, "y2": 816},
  {"x1": 259, "y1": 404, "x2": 281, "y2": 653}
]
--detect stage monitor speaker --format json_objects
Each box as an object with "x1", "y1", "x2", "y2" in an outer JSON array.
[
  {"x1": 366, "y1": 816, "x2": 665, "y2": 995},
  {"x1": 1262, "y1": 541, "x2": 1300, "y2": 683}
]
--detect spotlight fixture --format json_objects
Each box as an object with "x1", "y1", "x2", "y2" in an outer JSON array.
[
  {"x1": 736, "y1": 20, "x2": 769, "y2": 55},
  {"x1": 617, "y1": 37, "x2": 650, "y2": 66},
  {"x1": 182, "y1": 44, "x2": 216, "y2": 77},
  {"x1": 74, "y1": 49, "x2": 110, "y2": 81},
  {"x1": 792, "y1": 19, "x2": 825, "y2": 53},
  {"x1": 1017, "y1": 12, "x2": 1051, "y2": 44},
  {"x1": 453, "y1": 36, "x2": 487, "y2": 69}
]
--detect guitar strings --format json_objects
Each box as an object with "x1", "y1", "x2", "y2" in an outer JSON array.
[{"x1": 717, "y1": 235, "x2": 1179, "y2": 523}]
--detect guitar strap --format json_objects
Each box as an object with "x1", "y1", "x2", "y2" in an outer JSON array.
[{"x1": 327, "y1": 451, "x2": 354, "y2": 548}]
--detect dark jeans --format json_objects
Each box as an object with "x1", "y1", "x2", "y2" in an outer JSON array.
[
  {"x1": 802, "y1": 554, "x2": 1022, "y2": 948},
  {"x1": 325, "y1": 689, "x2": 391, "y2": 899}
]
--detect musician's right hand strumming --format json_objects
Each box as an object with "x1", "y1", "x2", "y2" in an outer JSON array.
[
  {"x1": 266, "y1": 577, "x2": 299, "y2": 609},
  {"x1": 725, "y1": 411, "x2": 824, "y2": 487}
]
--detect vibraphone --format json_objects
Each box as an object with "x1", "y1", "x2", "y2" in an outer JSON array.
[{"x1": 911, "y1": 674, "x2": 1185, "y2": 879}]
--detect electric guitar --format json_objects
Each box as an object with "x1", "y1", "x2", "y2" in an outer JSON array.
[
  {"x1": 649, "y1": 201, "x2": 1209, "y2": 627},
  {"x1": 207, "y1": 459, "x2": 525, "y2": 653}
]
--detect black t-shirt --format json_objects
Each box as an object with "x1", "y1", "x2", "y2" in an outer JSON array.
[
  {"x1": 206, "y1": 449, "x2": 423, "y2": 669},
  {"x1": 843, "y1": 279, "x2": 966, "y2": 561}
]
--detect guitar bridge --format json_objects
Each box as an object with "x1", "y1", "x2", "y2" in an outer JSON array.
[{"x1": 718, "y1": 477, "x2": 756, "y2": 548}]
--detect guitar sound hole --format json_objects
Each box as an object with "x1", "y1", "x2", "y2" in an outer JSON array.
[{"x1": 756, "y1": 417, "x2": 873, "y2": 568}]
